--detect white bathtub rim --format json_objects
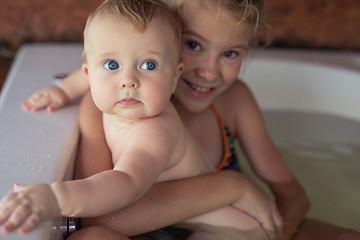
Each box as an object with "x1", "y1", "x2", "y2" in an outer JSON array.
[{"x1": 241, "y1": 57, "x2": 360, "y2": 122}]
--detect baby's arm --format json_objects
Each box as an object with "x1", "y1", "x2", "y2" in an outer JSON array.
[
  {"x1": 54, "y1": 115, "x2": 175, "y2": 216},
  {"x1": 22, "y1": 68, "x2": 89, "y2": 112},
  {"x1": 0, "y1": 159, "x2": 162, "y2": 234},
  {"x1": 0, "y1": 172, "x2": 130, "y2": 234}
]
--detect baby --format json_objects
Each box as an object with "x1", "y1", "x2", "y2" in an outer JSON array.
[{"x1": 1, "y1": 0, "x2": 279, "y2": 239}]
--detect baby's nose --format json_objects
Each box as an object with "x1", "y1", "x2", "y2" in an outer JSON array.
[{"x1": 119, "y1": 73, "x2": 139, "y2": 88}]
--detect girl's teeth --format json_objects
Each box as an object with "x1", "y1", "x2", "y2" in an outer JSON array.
[{"x1": 189, "y1": 83, "x2": 211, "y2": 92}]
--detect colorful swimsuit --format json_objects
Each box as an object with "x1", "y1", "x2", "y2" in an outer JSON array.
[{"x1": 211, "y1": 104, "x2": 240, "y2": 171}]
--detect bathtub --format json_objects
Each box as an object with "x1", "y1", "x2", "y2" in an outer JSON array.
[
  {"x1": 0, "y1": 44, "x2": 82, "y2": 240},
  {"x1": 0, "y1": 44, "x2": 359, "y2": 239},
  {"x1": 240, "y1": 49, "x2": 360, "y2": 230}
]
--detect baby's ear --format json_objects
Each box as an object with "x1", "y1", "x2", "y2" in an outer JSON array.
[
  {"x1": 172, "y1": 62, "x2": 184, "y2": 93},
  {"x1": 82, "y1": 63, "x2": 89, "y2": 76},
  {"x1": 177, "y1": 62, "x2": 184, "y2": 76}
]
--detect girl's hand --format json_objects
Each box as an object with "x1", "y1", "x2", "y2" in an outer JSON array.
[
  {"x1": 0, "y1": 183, "x2": 60, "y2": 234},
  {"x1": 231, "y1": 173, "x2": 283, "y2": 240},
  {"x1": 22, "y1": 86, "x2": 69, "y2": 112},
  {"x1": 270, "y1": 179, "x2": 310, "y2": 240}
]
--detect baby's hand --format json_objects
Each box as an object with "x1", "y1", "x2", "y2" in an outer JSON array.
[
  {"x1": 0, "y1": 183, "x2": 60, "y2": 234},
  {"x1": 22, "y1": 86, "x2": 69, "y2": 112}
]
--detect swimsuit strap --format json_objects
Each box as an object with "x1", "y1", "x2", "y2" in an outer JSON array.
[{"x1": 210, "y1": 104, "x2": 230, "y2": 171}]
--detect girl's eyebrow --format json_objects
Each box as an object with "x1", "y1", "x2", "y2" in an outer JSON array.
[
  {"x1": 183, "y1": 30, "x2": 248, "y2": 50},
  {"x1": 228, "y1": 44, "x2": 248, "y2": 50},
  {"x1": 183, "y1": 30, "x2": 209, "y2": 44}
]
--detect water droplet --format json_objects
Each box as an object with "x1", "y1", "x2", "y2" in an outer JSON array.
[{"x1": 38, "y1": 166, "x2": 45, "y2": 173}]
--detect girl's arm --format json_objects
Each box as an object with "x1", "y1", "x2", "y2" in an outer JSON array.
[
  {"x1": 83, "y1": 170, "x2": 282, "y2": 237},
  {"x1": 76, "y1": 92, "x2": 282, "y2": 237},
  {"x1": 230, "y1": 81, "x2": 310, "y2": 240},
  {"x1": 22, "y1": 68, "x2": 89, "y2": 112}
]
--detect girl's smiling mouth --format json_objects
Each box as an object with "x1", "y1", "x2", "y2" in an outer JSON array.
[{"x1": 183, "y1": 79, "x2": 216, "y2": 98}]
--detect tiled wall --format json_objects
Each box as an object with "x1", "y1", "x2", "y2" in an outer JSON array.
[
  {"x1": 265, "y1": 0, "x2": 360, "y2": 50},
  {"x1": 0, "y1": 0, "x2": 102, "y2": 52},
  {"x1": 0, "y1": 0, "x2": 359, "y2": 52}
]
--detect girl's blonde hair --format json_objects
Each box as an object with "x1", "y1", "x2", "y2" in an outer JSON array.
[
  {"x1": 195, "y1": 0, "x2": 269, "y2": 48},
  {"x1": 83, "y1": 0, "x2": 182, "y2": 62}
]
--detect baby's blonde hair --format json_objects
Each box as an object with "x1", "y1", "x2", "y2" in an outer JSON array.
[{"x1": 83, "y1": 0, "x2": 182, "y2": 62}]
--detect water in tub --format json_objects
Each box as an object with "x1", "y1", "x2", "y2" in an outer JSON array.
[
  {"x1": 238, "y1": 110, "x2": 360, "y2": 231},
  {"x1": 238, "y1": 49, "x2": 360, "y2": 231}
]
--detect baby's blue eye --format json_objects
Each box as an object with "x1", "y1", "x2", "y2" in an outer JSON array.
[
  {"x1": 104, "y1": 60, "x2": 119, "y2": 70},
  {"x1": 140, "y1": 61, "x2": 156, "y2": 71}
]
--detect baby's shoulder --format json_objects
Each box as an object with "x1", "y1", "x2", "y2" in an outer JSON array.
[
  {"x1": 148, "y1": 102, "x2": 183, "y2": 130},
  {"x1": 135, "y1": 104, "x2": 184, "y2": 141}
]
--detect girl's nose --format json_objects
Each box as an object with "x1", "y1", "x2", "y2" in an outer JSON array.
[{"x1": 196, "y1": 57, "x2": 217, "y2": 82}]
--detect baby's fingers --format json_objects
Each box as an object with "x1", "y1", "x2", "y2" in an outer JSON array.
[
  {"x1": 0, "y1": 195, "x2": 30, "y2": 233},
  {"x1": 46, "y1": 99, "x2": 65, "y2": 112},
  {"x1": 22, "y1": 92, "x2": 51, "y2": 112},
  {"x1": 0, "y1": 193, "x2": 17, "y2": 224},
  {"x1": 1, "y1": 206, "x2": 32, "y2": 234},
  {"x1": 22, "y1": 86, "x2": 69, "y2": 112},
  {"x1": 18, "y1": 213, "x2": 41, "y2": 234}
]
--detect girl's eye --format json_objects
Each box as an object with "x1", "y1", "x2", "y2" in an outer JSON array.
[
  {"x1": 185, "y1": 41, "x2": 201, "y2": 51},
  {"x1": 103, "y1": 60, "x2": 119, "y2": 70},
  {"x1": 140, "y1": 61, "x2": 156, "y2": 71},
  {"x1": 223, "y1": 51, "x2": 238, "y2": 58}
]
